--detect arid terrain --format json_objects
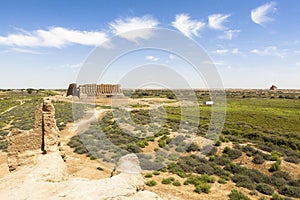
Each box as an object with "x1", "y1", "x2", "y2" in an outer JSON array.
[{"x1": 0, "y1": 89, "x2": 299, "y2": 199}]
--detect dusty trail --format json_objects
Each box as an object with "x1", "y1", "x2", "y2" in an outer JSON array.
[
  {"x1": 60, "y1": 107, "x2": 113, "y2": 179},
  {"x1": 0, "y1": 100, "x2": 25, "y2": 116}
]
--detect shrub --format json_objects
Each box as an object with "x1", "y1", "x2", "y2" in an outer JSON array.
[
  {"x1": 145, "y1": 173, "x2": 152, "y2": 178},
  {"x1": 223, "y1": 147, "x2": 242, "y2": 160},
  {"x1": 126, "y1": 144, "x2": 141, "y2": 153},
  {"x1": 173, "y1": 180, "x2": 181, "y2": 186},
  {"x1": 271, "y1": 151, "x2": 282, "y2": 161},
  {"x1": 186, "y1": 143, "x2": 199, "y2": 152},
  {"x1": 229, "y1": 190, "x2": 250, "y2": 200},
  {"x1": 236, "y1": 181, "x2": 256, "y2": 190},
  {"x1": 223, "y1": 146, "x2": 231, "y2": 153},
  {"x1": 0, "y1": 140, "x2": 7, "y2": 151},
  {"x1": 279, "y1": 185, "x2": 300, "y2": 198},
  {"x1": 209, "y1": 155, "x2": 216, "y2": 161},
  {"x1": 269, "y1": 160, "x2": 281, "y2": 172},
  {"x1": 284, "y1": 156, "x2": 300, "y2": 164},
  {"x1": 199, "y1": 173, "x2": 215, "y2": 183},
  {"x1": 158, "y1": 140, "x2": 166, "y2": 148},
  {"x1": 146, "y1": 180, "x2": 157, "y2": 187},
  {"x1": 271, "y1": 171, "x2": 291, "y2": 182},
  {"x1": 249, "y1": 190, "x2": 258, "y2": 196},
  {"x1": 214, "y1": 155, "x2": 231, "y2": 166},
  {"x1": 162, "y1": 178, "x2": 173, "y2": 184},
  {"x1": 195, "y1": 163, "x2": 214, "y2": 175},
  {"x1": 215, "y1": 140, "x2": 221, "y2": 146},
  {"x1": 252, "y1": 154, "x2": 265, "y2": 164},
  {"x1": 218, "y1": 178, "x2": 226, "y2": 184},
  {"x1": 184, "y1": 174, "x2": 215, "y2": 186},
  {"x1": 272, "y1": 193, "x2": 284, "y2": 200},
  {"x1": 256, "y1": 183, "x2": 274, "y2": 195},
  {"x1": 90, "y1": 155, "x2": 97, "y2": 160},
  {"x1": 232, "y1": 174, "x2": 255, "y2": 190},
  {"x1": 231, "y1": 174, "x2": 251, "y2": 183},
  {"x1": 168, "y1": 162, "x2": 187, "y2": 178},
  {"x1": 194, "y1": 182, "x2": 210, "y2": 194},
  {"x1": 153, "y1": 171, "x2": 160, "y2": 175}
]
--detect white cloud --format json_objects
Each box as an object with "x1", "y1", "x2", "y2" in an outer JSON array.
[
  {"x1": 296, "y1": 62, "x2": 300, "y2": 66},
  {"x1": 0, "y1": 27, "x2": 108, "y2": 48},
  {"x1": 172, "y1": 14, "x2": 206, "y2": 38},
  {"x1": 219, "y1": 29, "x2": 240, "y2": 40},
  {"x1": 251, "y1": 46, "x2": 284, "y2": 58},
  {"x1": 0, "y1": 47, "x2": 43, "y2": 54},
  {"x1": 169, "y1": 54, "x2": 176, "y2": 60},
  {"x1": 49, "y1": 63, "x2": 82, "y2": 70},
  {"x1": 145, "y1": 55, "x2": 159, "y2": 61},
  {"x1": 212, "y1": 49, "x2": 229, "y2": 55},
  {"x1": 232, "y1": 48, "x2": 240, "y2": 54},
  {"x1": 203, "y1": 60, "x2": 225, "y2": 66},
  {"x1": 109, "y1": 15, "x2": 158, "y2": 41},
  {"x1": 251, "y1": 2, "x2": 277, "y2": 25},
  {"x1": 208, "y1": 14, "x2": 231, "y2": 30}
]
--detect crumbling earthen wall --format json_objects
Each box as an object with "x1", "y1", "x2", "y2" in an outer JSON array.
[
  {"x1": 7, "y1": 97, "x2": 65, "y2": 171},
  {"x1": 66, "y1": 83, "x2": 123, "y2": 98}
]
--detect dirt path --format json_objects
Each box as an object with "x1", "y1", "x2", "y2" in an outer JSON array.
[
  {"x1": 60, "y1": 108, "x2": 113, "y2": 180},
  {"x1": 0, "y1": 100, "x2": 25, "y2": 116}
]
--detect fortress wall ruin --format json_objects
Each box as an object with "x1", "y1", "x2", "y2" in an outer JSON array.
[
  {"x1": 7, "y1": 98, "x2": 65, "y2": 171},
  {"x1": 67, "y1": 83, "x2": 123, "y2": 98}
]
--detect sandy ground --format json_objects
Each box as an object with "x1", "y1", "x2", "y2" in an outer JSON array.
[{"x1": 60, "y1": 108, "x2": 113, "y2": 180}]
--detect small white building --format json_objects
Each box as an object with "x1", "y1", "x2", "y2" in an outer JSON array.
[{"x1": 203, "y1": 101, "x2": 214, "y2": 105}]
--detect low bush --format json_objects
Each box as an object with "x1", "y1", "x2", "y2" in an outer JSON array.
[
  {"x1": 218, "y1": 178, "x2": 226, "y2": 184},
  {"x1": 271, "y1": 193, "x2": 284, "y2": 200},
  {"x1": 186, "y1": 143, "x2": 200, "y2": 152},
  {"x1": 162, "y1": 178, "x2": 173, "y2": 184},
  {"x1": 229, "y1": 190, "x2": 250, "y2": 200},
  {"x1": 145, "y1": 173, "x2": 152, "y2": 178},
  {"x1": 194, "y1": 182, "x2": 210, "y2": 194},
  {"x1": 271, "y1": 151, "x2": 282, "y2": 161},
  {"x1": 252, "y1": 154, "x2": 265, "y2": 164},
  {"x1": 284, "y1": 156, "x2": 299, "y2": 164},
  {"x1": 223, "y1": 147, "x2": 242, "y2": 160},
  {"x1": 214, "y1": 155, "x2": 231, "y2": 166},
  {"x1": 0, "y1": 140, "x2": 7, "y2": 151},
  {"x1": 167, "y1": 162, "x2": 187, "y2": 178},
  {"x1": 153, "y1": 171, "x2": 160, "y2": 175},
  {"x1": 249, "y1": 190, "x2": 258, "y2": 196},
  {"x1": 269, "y1": 160, "x2": 281, "y2": 172},
  {"x1": 279, "y1": 185, "x2": 300, "y2": 198},
  {"x1": 172, "y1": 180, "x2": 181, "y2": 186},
  {"x1": 236, "y1": 181, "x2": 256, "y2": 190},
  {"x1": 256, "y1": 183, "x2": 274, "y2": 195},
  {"x1": 271, "y1": 171, "x2": 291, "y2": 182},
  {"x1": 195, "y1": 163, "x2": 214, "y2": 175},
  {"x1": 146, "y1": 180, "x2": 157, "y2": 187}
]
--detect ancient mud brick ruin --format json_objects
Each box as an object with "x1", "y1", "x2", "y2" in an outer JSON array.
[
  {"x1": 67, "y1": 83, "x2": 123, "y2": 98},
  {"x1": 7, "y1": 97, "x2": 65, "y2": 171}
]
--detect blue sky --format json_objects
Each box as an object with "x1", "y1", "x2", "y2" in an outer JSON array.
[{"x1": 0, "y1": 0, "x2": 299, "y2": 89}]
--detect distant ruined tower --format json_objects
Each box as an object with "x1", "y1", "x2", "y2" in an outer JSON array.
[
  {"x1": 270, "y1": 85, "x2": 278, "y2": 91},
  {"x1": 66, "y1": 83, "x2": 78, "y2": 96},
  {"x1": 66, "y1": 83, "x2": 123, "y2": 98}
]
